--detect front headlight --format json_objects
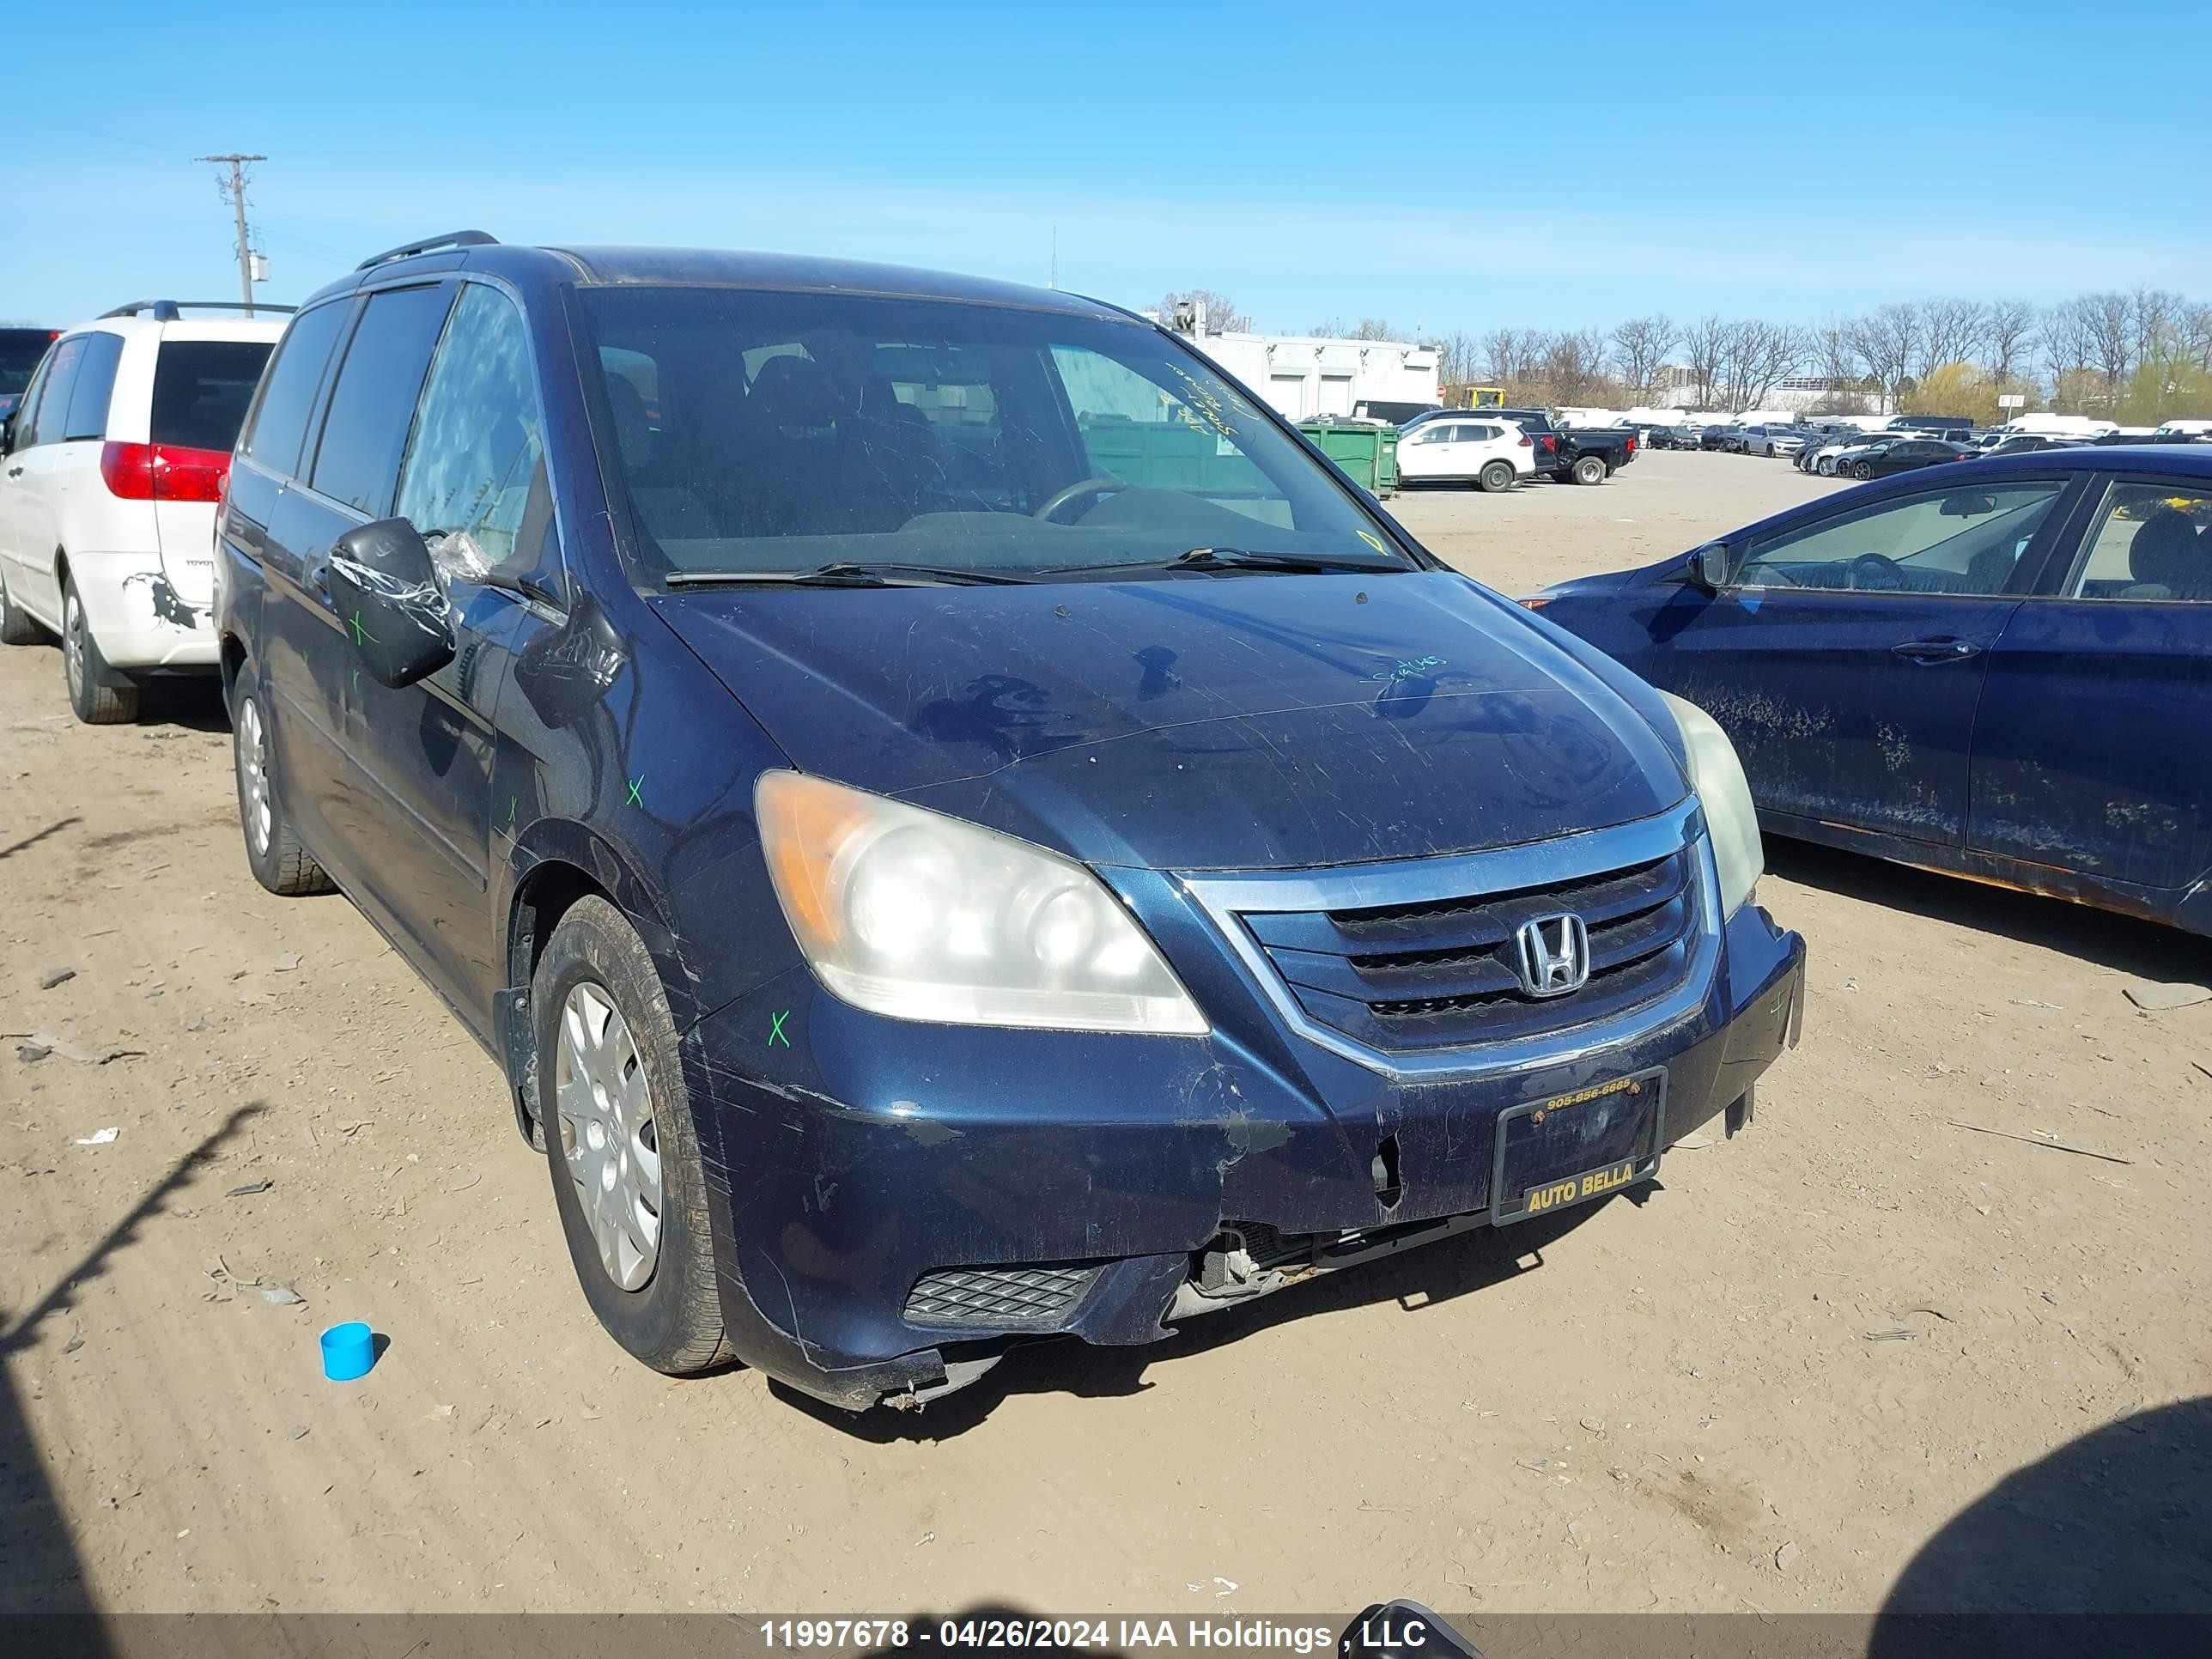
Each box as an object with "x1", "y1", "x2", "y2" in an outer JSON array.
[
  {"x1": 1655, "y1": 690, "x2": 1763, "y2": 917},
  {"x1": 756, "y1": 771, "x2": 1208, "y2": 1036}
]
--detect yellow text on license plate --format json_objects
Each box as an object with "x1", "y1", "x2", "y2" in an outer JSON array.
[{"x1": 1522, "y1": 1158, "x2": 1639, "y2": 1215}]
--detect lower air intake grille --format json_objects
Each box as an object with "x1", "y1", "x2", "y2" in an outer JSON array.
[{"x1": 904, "y1": 1262, "x2": 1103, "y2": 1328}]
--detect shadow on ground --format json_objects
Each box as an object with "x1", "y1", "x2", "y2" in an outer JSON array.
[
  {"x1": 1870, "y1": 1395, "x2": 2212, "y2": 1655},
  {"x1": 0, "y1": 1104, "x2": 262, "y2": 1629}
]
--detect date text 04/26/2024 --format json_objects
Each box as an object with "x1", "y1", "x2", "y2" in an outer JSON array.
[{"x1": 759, "y1": 1620, "x2": 1340, "y2": 1652}]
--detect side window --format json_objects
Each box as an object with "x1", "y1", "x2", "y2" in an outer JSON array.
[
  {"x1": 310, "y1": 285, "x2": 454, "y2": 516},
  {"x1": 23, "y1": 335, "x2": 87, "y2": 448},
  {"x1": 245, "y1": 301, "x2": 351, "y2": 475},
  {"x1": 1735, "y1": 481, "x2": 2068, "y2": 596},
  {"x1": 2065, "y1": 483, "x2": 2212, "y2": 603},
  {"x1": 9, "y1": 351, "x2": 54, "y2": 449},
  {"x1": 393, "y1": 285, "x2": 554, "y2": 589},
  {"x1": 1054, "y1": 344, "x2": 1290, "y2": 529},
  {"x1": 60, "y1": 332, "x2": 125, "y2": 441}
]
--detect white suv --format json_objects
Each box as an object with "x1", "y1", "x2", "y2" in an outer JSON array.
[
  {"x1": 1394, "y1": 416, "x2": 1536, "y2": 493},
  {"x1": 0, "y1": 302, "x2": 285, "y2": 721}
]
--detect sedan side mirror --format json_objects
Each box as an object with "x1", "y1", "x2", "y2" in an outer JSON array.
[
  {"x1": 327, "y1": 518, "x2": 456, "y2": 689},
  {"x1": 0, "y1": 411, "x2": 15, "y2": 456},
  {"x1": 1685, "y1": 542, "x2": 1730, "y2": 591}
]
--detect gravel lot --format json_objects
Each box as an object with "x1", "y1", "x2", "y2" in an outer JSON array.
[{"x1": 2, "y1": 447, "x2": 2206, "y2": 1620}]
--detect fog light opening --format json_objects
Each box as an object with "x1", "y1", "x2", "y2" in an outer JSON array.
[{"x1": 1371, "y1": 1135, "x2": 1404, "y2": 1211}]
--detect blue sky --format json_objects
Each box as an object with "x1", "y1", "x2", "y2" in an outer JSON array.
[{"x1": 8, "y1": 2, "x2": 2204, "y2": 335}]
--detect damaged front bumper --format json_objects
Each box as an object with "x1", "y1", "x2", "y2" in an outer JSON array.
[{"x1": 680, "y1": 860, "x2": 1806, "y2": 1413}]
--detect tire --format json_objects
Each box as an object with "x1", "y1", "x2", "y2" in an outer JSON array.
[
  {"x1": 1478, "y1": 460, "x2": 1516, "y2": 494},
  {"x1": 61, "y1": 578, "x2": 137, "y2": 724},
  {"x1": 230, "y1": 680, "x2": 334, "y2": 896},
  {"x1": 0, "y1": 563, "x2": 46, "y2": 645},
  {"x1": 1572, "y1": 454, "x2": 1607, "y2": 486},
  {"x1": 536, "y1": 896, "x2": 731, "y2": 1376},
  {"x1": 1851, "y1": 461, "x2": 1874, "y2": 480}
]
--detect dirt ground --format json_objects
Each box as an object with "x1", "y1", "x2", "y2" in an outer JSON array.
[{"x1": 2, "y1": 447, "x2": 2207, "y2": 1620}]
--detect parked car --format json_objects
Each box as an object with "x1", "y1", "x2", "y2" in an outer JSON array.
[
  {"x1": 1983, "y1": 434, "x2": 2087, "y2": 457},
  {"x1": 1648, "y1": 424, "x2": 1700, "y2": 451},
  {"x1": 1738, "y1": 425, "x2": 1809, "y2": 459},
  {"x1": 1841, "y1": 437, "x2": 1974, "y2": 479},
  {"x1": 214, "y1": 233, "x2": 1805, "y2": 1412},
  {"x1": 1700, "y1": 425, "x2": 1741, "y2": 453},
  {"x1": 0, "y1": 301, "x2": 286, "y2": 721},
  {"x1": 1812, "y1": 434, "x2": 1887, "y2": 476},
  {"x1": 1502, "y1": 410, "x2": 1638, "y2": 483},
  {"x1": 1887, "y1": 415, "x2": 1972, "y2": 441},
  {"x1": 1525, "y1": 446, "x2": 2212, "y2": 933},
  {"x1": 0, "y1": 327, "x2": 58, "y2": 424},
  {"x1": 1393, "y1": 416, "x2": 1536, "y2": 492}
]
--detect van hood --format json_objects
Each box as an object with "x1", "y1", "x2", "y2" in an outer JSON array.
[{"x1": 652, "y1": 572, "x2": 1687, "y2": 870}]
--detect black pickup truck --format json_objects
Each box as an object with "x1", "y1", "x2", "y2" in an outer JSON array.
[{"x1": 1473, "y1": 407, "x2": 1638, "y2": 483}]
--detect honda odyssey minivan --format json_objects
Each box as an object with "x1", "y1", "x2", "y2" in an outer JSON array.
[{"x1": 214, "y1": 233, "x2": 1805, "y2": 1410}]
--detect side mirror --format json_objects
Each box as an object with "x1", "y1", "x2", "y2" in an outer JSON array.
[
  {"x1": 0, "y1": 410, "x2": 15, "y2": 455},
  {"x1": 327, "y1": 518, "x2": 455, "y2": 689},
  {"x1": 1685, "y1": 542, "x2": 1729, "y2": 591}
]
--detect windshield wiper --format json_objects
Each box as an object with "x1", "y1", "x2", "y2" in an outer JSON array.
[
  {"x1": 1043, "y1": 546, "x2": 1405, "y2": 578},
  {"x1": 664, "y1": 562, "x2": 1030, "y2": 589}
]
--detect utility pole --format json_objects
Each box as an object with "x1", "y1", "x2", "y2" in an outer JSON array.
[{"x1": 195, "y1": 153, "x2": 266, "y2": 315}]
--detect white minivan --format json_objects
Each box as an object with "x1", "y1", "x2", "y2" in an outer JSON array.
[
  {"x1": 1394, "y1": 416, "x2": 1536, "y2": 493},
  {"x1": 0, "y1": 302, "x2": 284, "y2": 721}
]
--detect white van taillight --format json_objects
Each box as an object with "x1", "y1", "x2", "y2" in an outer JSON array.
[{"x1": 100, "y1": 441, "x2": 231, "y2": 503}]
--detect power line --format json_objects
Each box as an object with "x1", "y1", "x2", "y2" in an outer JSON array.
[{"x1": 193, "y1": 153, "x2": 266, "y2": 315}]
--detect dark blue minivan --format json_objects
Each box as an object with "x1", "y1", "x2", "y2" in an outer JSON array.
[
  {"x1": 1529, "y1": 447, "x2": 2212, "y2": 935},
  {"x1": 214, "y1": 234, "x2": 1804, "y2": 1410}
]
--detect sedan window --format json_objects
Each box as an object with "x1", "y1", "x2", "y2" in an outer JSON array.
[
  {"x1": 1734, "y1": 481, "x2": 2068, "y2": 594},
  {"x1": 2065, "y1": 483, "x2": 2212, "y2": 602}
]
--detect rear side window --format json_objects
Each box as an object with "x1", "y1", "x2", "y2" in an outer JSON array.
[
  {"x1": 245, "y1": 301, "x2": 350, "y2": 473},
  {"x1": 24, "y1": 335, "x2": 86, "y2": 447},
  {"x1": 151, "y1": 339, "x2": 273, "y2": 452},
  {"x1": 60, "y1": 332, "x2": 125, "y2": 441},
  {"x1": 310, "y1": 285, "x2": 453, "y2": 516},
  {"x1": 2066, "y1": 483, "x2": 2212, "y2": 602}
]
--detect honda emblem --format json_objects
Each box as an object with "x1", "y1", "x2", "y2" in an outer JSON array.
[{"x1": 1512, "y1": 913, "x2": 1590, "y2": 998}]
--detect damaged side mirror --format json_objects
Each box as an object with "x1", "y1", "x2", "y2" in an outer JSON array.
[{"x1": 327, "y1": 518, "x2": 456, "y2": 690}]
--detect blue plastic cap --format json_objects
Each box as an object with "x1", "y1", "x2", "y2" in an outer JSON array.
[{"x1": 320, "y1": 1321, "x2": 376, "y2": 1382}]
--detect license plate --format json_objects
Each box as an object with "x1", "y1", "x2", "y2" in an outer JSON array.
[{"x1": 1492, "y1": 1068, "x2": 1665, "y2": 1224}]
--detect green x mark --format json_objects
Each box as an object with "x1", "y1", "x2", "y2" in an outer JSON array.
[
  {"x1": 624, "y1": 775, "x2": 645, "y2": 808},
  {"x1": 349, "y1": 610, "x2": 378, "y2": 647},
  {"x1": 507, "y1": 794, "x2": 518, "y2": 826},
  {"x1": 768, "y1": 1010, "x2": 792, "y2": 1048}
]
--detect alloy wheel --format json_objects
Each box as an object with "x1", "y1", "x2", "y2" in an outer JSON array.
[
  {"x1": 64, "y1": 591, "x2": 85, "y2": 696},
  {"x1": 236, "y1": 696, "x2": 273, "y2": 855}
]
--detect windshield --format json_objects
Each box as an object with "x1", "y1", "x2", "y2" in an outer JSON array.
[
  {"x1": 0, "y1": 330, "x2": 52, "y2": 396},
  {"x1": 575, "y1": 287, "x2": 1409, "y2": 583}
]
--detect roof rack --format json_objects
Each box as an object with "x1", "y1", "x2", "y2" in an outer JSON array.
[
  {"x1": 356, "y1": 230, "x2": 499, "y2": 271},
  {"x1": 99, "y1": 301, "x2": 300, "y2": 322}
]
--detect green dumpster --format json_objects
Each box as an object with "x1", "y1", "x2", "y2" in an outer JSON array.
[{"x1": 1297, "y1": 421, "x2": 1400, "y2": 498}]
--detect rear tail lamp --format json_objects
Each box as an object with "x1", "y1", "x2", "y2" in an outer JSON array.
[
  {"x1": 1517, "y1": 434, "x2": 1533, "y2": 447},
  {"x1": 100, "y1": 441, "x2": 231, "y2": 503}
]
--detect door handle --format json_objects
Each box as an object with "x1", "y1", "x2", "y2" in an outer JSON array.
[
  {"x1": 5, "y1": 466, "x2": 21, "y2": 478},
  {"x1": 309, "y1": 562, "x2": 330, "y2": 596},
  {"x1": 1890, "y1": 637, "x2": 1979, "y2": 662}
]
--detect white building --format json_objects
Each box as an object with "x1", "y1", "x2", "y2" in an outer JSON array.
[{"x1": 1166, "y1": 322, "x2": 1439, "y2": 421}]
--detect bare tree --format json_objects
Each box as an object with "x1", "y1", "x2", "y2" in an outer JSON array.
[
  {"x1": 2039, "y1": 295, "x2": 2095, "y2": 389},
  {"x1": 1982, "y1": 298, "x2": 2039, "y2": 382},
  {"x1": 1429, "y1": 331, "x2": 1482, "y2": 389},
  {"x1": 2131, "y1": 287, "x2": 2185, "y2": 364},
  {"x1": 1608, "y1": 314, "x2": 1677, "y2": 395},
  {"x1": 1479, "y1": 327, "x2": 1523, "y2": 387},
  {"x1": 1914, "y1": 297, "x2": 1988, "y2": 379},
  {"x1": 1350, "y1": 318, "x2": 1399, "y2": 342},
  {"x1": 1845, "y1": 304, "x2": 1920, "y2": 409},
  {"x1": 1536, "y1": 329, "x2": 1613, "y2": 404},
  {"x1": 1715, "y1": 320, "x2": 1805, "y2": 411},
  {"x1": 1157, "y1": 289, "x2": 1251, "y2": 335},
  {"x1": 2081, "y1": 290, "x2": 2136, "y2": 395},
  {"x1": 1679, "y1": 315, "x2": 1729, "y2": 408},
  {"x1": 2185, "y1": 303, "x2": 2212, "y2": 372}
]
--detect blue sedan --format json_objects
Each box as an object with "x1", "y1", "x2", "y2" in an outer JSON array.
[{"x1": 1528, "y1": 447, "x2": 2212, "y2": 934}]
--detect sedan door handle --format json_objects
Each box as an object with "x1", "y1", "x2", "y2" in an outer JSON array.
[
  {"x1": 1891, "y1": 637, "x2": 1979, "y2": 662},
  {"x1": 5, "y1": 466, "x2": 21, "y2": 478}
]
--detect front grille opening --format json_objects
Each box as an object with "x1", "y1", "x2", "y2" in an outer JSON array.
[
  {"x1": 1328, "y1": 855, "x2": 1673, "y2": 933},
  {"x1": 1371, "y1": 1135, "x2": 1404, "y2": 1209}
]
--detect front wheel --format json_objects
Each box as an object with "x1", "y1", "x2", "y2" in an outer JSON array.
[
  {"x1": 62, "y1": 578, "x2": 136, "y2": 724},
  {"x1": 1478, "y1": 460, "x2": 1516, "y2": 494},
  {"x1": 537, "y1": 896, "x2": 731, "y2": 1376},
  {"x1": 1851, "y1": 461, "x2": 1874, "y2": 480},
  {"x1": 1572, "y1": 455, "x2": 1607, "y2": 485}
]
